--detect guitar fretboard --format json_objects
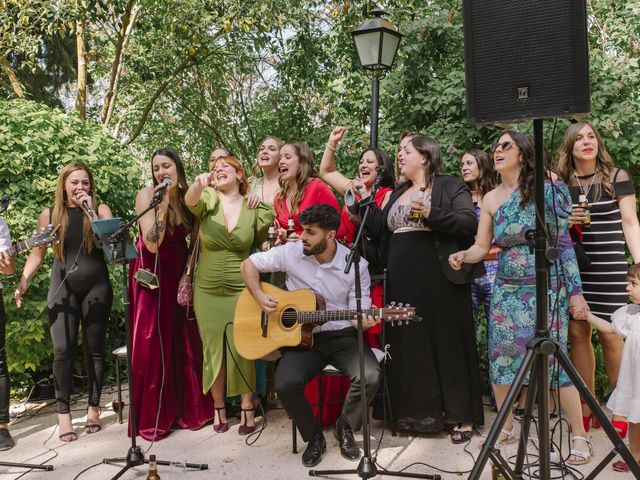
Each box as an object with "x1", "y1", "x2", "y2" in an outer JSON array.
[{"x1": 296, "y1": 308, "x2": 380, "y2": 324}]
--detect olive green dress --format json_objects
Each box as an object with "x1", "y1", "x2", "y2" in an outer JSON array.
[{"x1": 189, "y1": 188, "x2": 274, "y2": 395}]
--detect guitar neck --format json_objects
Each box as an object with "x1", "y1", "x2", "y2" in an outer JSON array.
[
  {"x1": 297, "y1": 308, "x2": 379, "y2": 324},
  {"x1": 5, "y1": 242, "x2": 27, "y2": 257}
]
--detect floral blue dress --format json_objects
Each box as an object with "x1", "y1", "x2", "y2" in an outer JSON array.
[{"x1": 489, "y1": 181, "x2": 582, "y2": 386}]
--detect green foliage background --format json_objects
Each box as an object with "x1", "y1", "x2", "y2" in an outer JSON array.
[
  {"x1": 1, "y1": 0, "x2": 639, "y2": 399},
  {"x1": 0, "y1": 99, "x2": 141, "y2": 389}
]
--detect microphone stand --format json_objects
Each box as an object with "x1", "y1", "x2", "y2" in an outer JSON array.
[
  {"x1": 310, "y1": 177, "x2": 437, "y2": 479},
  {"x1": 100, "y1": 197, "x2": 207, "y2": 479}
]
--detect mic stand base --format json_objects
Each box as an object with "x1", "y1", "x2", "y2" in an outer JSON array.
[
  {"x1": 104, "y1": 446, "x2": 208, "y2": 480},
  {"x1": 310, "y1": 456, "x2": 441, "y2": 479},
  {"x1": 0, "y1": 461, "x2": 53, "y2": 472}
]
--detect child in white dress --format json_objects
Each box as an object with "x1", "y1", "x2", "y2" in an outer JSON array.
[{"x1": 581, "y1": 263, "x2": 640, "y2": 472}]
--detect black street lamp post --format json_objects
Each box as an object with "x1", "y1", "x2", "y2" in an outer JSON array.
[{"x1": 351, "y1": 8, "x2": 402, "y2": 148}]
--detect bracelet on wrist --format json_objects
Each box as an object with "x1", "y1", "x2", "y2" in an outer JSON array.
[{"x1": 326, "y1": 143, "x2": 337, "y2": 152}]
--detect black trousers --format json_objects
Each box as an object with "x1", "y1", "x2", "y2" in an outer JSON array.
[
  {"x1": 275, "y1": 328, "x2": 380, "y2": 442},
  {"x1": 0, "y1": 295, "x2": 10, "y2": 424}
]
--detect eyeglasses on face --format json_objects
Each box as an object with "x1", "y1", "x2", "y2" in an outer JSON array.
[{"x1": 490, "y1": 141, "x2": 514, "y2": 153}]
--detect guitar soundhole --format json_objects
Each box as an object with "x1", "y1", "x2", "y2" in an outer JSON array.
[{"x1": 281, "y1": 307, "x2": 297, "y2": 328}]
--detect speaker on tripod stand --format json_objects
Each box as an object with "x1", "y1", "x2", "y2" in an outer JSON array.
[{"x1": 460, "y1": 1, "x2": 640, "y2": 479}]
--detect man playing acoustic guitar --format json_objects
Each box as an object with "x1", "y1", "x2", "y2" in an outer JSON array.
[{"x1": 240, "y1": 203, "x2": 380, "y2": 468}]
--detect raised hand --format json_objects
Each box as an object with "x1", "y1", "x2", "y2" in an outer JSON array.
[{"x1": 328, "y1": 126, "x2": 346, "y2": 148}]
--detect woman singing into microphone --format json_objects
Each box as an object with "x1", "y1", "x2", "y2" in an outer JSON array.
[
  {"x1": 15, "y1": 162, "x2": 113, "y2": 442},
  {"x1": 129, "y1": 148, "x2": 213, "y2": 441}
]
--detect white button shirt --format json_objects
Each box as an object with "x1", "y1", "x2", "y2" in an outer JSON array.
[
  {"x1": 0, "y1": 218, "x2": 12, "y2": 290},
  {"x1": 249, "y1": 240, "x2": 371, "y2": 333}
]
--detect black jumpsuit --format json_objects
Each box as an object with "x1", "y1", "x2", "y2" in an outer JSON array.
[{"x1": 48, "y1": 208, "x2": 112, "y2": 413}]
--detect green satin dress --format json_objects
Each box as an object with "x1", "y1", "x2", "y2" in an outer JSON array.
[{"x1": 189, "y1": 188, "x2": 274, "y2": 395}]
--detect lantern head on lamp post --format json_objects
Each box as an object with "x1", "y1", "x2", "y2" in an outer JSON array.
[{"x1": 352, "y1": 9, "x2": 402, "y2": 149}]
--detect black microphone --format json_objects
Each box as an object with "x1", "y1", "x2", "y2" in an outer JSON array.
[
  {"x1": 151, "y1": 178, "x2": 172, "y2": 205},
  {"x1": 81, "y1": 200, "x2": 95, "y2": 219}
]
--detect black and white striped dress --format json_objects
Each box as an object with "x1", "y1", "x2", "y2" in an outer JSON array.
[{"x1": 569, "y1": 168, "x2": 635, "y2": 321}]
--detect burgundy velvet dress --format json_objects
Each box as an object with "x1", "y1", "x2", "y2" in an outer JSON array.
[{"x1": 128, "y1": 224, "x2": 213, "y2": 440}]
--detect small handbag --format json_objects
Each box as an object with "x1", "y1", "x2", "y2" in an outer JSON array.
[
  {"x1": 569, "y1": 224, "x2": 591, "y2": 271},
  {"x1": 177, "y1": 234, "x2": 200, "y2": 319}
]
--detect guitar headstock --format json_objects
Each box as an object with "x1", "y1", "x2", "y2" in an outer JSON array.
[
  {"x1": 380, "y1": 302, "x2": 421, "y2": 325},
  {"x1": 27, "y1": 224, "x2": 60, "y2": 249}
]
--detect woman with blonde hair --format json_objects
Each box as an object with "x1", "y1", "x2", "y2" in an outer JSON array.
[
  {"x1": 557, "y1": 120, "x2": 640, "y2": 437},
  {"x1": 249, "y1": 136, "x2": 284, "y2": 205},
  {"x1": 186, "y1": 155, "x2": 274, "y2": 434},
  {"x1": 15, "y1": 162, "x2": 113, "y2": 442}
]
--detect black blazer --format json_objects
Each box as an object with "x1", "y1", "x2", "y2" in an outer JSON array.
[{"x1": 363, "y1": 174, "x2": 485, "y2": 285}]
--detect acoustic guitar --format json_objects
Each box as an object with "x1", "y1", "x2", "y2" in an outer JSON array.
[
  {"x1": 3, "y1": 224, "x2": 59, "y2": 257},
  {"x1": 234, "y1": 282, "x2": 419, "y2": 360}
]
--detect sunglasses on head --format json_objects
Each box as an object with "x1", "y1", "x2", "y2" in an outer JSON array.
[{"x1": 490, "y1": 141, "x2": 514, "y2": 153}]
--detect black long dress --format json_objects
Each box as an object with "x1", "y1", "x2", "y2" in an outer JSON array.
[{"x1": 366, "y1": 177, "x2": 484, "y2": 432}]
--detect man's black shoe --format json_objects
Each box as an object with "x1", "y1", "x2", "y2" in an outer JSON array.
[
  {"x1": 0, "y1": 428, "x2": 15, "y2": 451},
  {"x1": 333, "y1": 418, "x2": 360, "y2": 461},
  {"x1": 302, "y1": 432, "x2": 326, "y2": 467}
]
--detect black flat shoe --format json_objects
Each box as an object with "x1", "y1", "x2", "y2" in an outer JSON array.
[
  {"x1": 302, "y1": 432, "x2": 326, "y2": 467},
  {"x1": 333, "y1": 418, "x2": 360, "y2": 460}
]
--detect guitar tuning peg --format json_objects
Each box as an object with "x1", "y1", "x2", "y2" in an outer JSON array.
[
  {"x1": 398, "y1": 302, "x2": 403, "y2": 307},
  {"x1": 390, "y1": 301, "x2": 396, "y2": 306},
  {"x1": 405, "y1": 303, "x2": 411, "y2": 308},
  {"x1": 391, "y1": 320, "x2": 395, "y2": 327}
]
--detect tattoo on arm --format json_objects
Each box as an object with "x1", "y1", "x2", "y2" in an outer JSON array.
[{"x1": 146, "y1": 220, "x2": 166, "y2": 243}]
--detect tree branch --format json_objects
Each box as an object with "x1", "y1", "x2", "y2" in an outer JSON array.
[
  {"x1": 75, "y1": 18, "x2": 87, "y2": 119},
  {"x1": 0, "y1": 56, "x2": 25, "y2": 98},
  {"x1": 101, "y1": 0, "x2": 140, "y2": 124}
]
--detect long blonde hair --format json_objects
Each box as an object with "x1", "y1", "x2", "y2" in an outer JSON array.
[
  {"x1": 251, "y1": 136, "x2": 284, "y2": 177},
  {"x1": 51, "y1": 162, "x2": 96, "y2": 260},
  {"x1": 275, "y1": 142, "x2": 317, "y2": 215},
  {"x1": 556, "y1": 121, "x2": 615, "y2": 200}
]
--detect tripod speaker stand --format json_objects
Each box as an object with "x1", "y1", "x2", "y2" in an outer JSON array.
[
  {"x1": 468, "y1": 119, "x2": 640, "y2": 480},
  {"x1": 95, "y1": 199, "x2": 207, "y2": 479}
]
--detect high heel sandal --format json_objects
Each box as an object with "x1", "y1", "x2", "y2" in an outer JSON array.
[
  {"x1": 84, "y1": 406, "x2": 102, "y2": 434},
  {"x1": 580, "y1": 399, "x2": 600, "y2": 432},
  {"x1": 58, "y1": 413, "x2": 78, "y2": 442},
  {"x1": 611, "y1": 419, "x2": 628, "y2": 439},
  {"x1": 238, "y1": 408, "x2": 256, "y2": 435},
  {"x1": 213, "y1": 407, "x2": 229, "y2": 433}
]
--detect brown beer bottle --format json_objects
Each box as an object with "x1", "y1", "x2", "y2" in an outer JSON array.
[
  {"x1": 286, "y1": 216, "x2": 296, "y2": 237},
  {"x1": 578, "y1": 194, "x2": 591, "y2": 229},
  {"x1": 407, "y1": 187, "x2": 427, "y2": 222},
  {"x1": 146, "y1": 454, "x2": 161, "y2": 480}
]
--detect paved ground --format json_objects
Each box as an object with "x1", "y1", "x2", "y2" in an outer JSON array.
[{"x1": 0, "y1": 384, "x2": 636, "y2": 479}]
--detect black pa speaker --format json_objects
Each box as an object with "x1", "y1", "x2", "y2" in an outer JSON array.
[{"x1": 461, "y1": 0, "x2": 590, "y2": 125}]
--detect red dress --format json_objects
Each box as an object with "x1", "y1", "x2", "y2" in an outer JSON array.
[
  {"x1": 274, "y1": 178, "x2": 344, "y2": 237},
  {"x1": 128, "y1": 224, "x2": 213, "y2": 440}
]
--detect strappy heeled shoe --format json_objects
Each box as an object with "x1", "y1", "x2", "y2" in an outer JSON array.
[
  {"x1": 238, "y1": 408, "x2": 255, "y2": 435},
  {"x1": 213, "y1": 407, "x2": 229, "y2": 433},
  {"x1": 58, "y1": 413, "x2": 77, "y2": 442},
  {"x1": 84, "y1": 406, "x2": 102, "y2": 434},
  {"x1": 612, "y1": 419, "x2": 628, "y2": 439}
]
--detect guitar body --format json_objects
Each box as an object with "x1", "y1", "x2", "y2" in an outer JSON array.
[{"x1": 234, "y1": 283, "x2": 318, "y2": 360}]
